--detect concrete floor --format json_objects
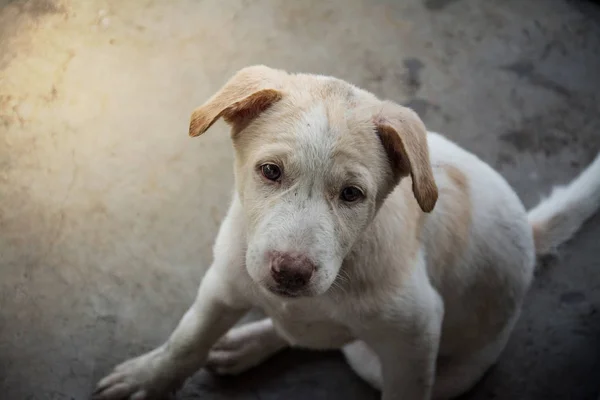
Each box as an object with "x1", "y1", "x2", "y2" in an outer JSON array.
[{"x1": 1, "y1": 0, "x2": 599, "y2": 399}]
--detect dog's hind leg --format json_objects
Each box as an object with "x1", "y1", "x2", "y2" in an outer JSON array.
[
  {"x1": 206, "y1": 318, "x2": 288, "y2": 375},
  {"x1": 342, "y1": 340, "x2": 383, "y2": 390},
  {"x1": 343, "y1": 334, "x2": 509, "y2": 400},
  {"x1": 432, "y1": 351, "x2": 499, "y2": 400},
  {"x1": 432, "y1": 323, "x2": 514, "y2": 400}
]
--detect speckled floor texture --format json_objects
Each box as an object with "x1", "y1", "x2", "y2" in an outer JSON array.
[{"x1": 1, "y1": 0, "x2": 599, "y2": 399}]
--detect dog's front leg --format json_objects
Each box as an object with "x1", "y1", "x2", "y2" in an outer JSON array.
[
  {"x1": 357, "y1": 283, "x2": 443, "y2": 400},
  {"x1": 94, "y1": 203, "x2": 251, "y2": 400}
]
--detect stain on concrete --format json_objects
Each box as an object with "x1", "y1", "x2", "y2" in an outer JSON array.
[
  {"x1": 495, "y1": 151, "x2": 517, "y2": 168},
  {"x1": 402, "y1": 58, "x2": 424, "y2": 95},
  {"x1": 424, "y1": 0, "x2": 463, "y2": 11},
  {"x1": 560, "y1": 291, "x2": 586, "y2": 305},
  {"x1": 540, "y1": 39, "x2": 568, "y2": 61},
  {"x1": 499, "y1": 101, "x2": 600, "y2": 160},
  {"x1": 364, "y1": 54, "x2": 386, "y2": 85},
  {"x1": 500, "y1": 127, "x2": 573, "y2": 158},
  {"x1": 500, "y1": 130, "x2": 536, "y2": 153},
  {"x1": 502, "y1": 60, "x2": 571, "y2": 98},
  {"x1": 0, "y1": 0, "x2": 67, "y2": 20}
]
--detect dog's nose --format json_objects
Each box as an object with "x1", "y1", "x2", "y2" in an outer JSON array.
[{"x1": 270, "y1": 253, "x2": 315, "y2": 291}]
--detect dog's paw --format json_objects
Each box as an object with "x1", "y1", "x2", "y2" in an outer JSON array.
[
  {"x1": 206, "y1": 323, "x2": 281, "y2": 375},
  {"x1": 92, "y1": 347, "x2": 178, "y2": 400}
]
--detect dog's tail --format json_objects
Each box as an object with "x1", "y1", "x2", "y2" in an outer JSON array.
[{"x1": 528, "y1": 153, "x2": 600, "y2": 256}]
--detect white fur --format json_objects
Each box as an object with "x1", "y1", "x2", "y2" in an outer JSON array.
[
  {"x1": 93, "y1": 69, "x2": 600, "y2": 400},
  {"x1": 528, "y1": 154, "x2": 600, "y2": 255},
  {"x1": 206, "y1": 318, "x2": 287, "y2": 375}
]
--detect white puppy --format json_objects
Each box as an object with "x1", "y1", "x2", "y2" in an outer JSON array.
[{"x1": 93, "y1": 66, "x2": 600, "y2": 400}]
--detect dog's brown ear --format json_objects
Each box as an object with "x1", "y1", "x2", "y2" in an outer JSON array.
[
  {"x1": 374, "y1": 102, "x2": 438, "y2": 212},
  {"x1": 189, "y1": 65, "x2": 284, "y2": 137}
]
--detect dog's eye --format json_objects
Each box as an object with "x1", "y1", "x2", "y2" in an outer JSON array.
[
  {"x1": 261, "y1": 163, "x2": 282, "y2": 181},
  {"x1": 340, "y1": 186, "x2": 363, "y2": 202}
]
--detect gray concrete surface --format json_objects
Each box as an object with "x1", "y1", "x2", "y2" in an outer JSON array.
[{"x1": 1, "y1": 0, "x2": 599, "y2": 399}]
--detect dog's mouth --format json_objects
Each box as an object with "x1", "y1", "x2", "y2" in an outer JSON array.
[{"x1": 266, "y1": 285, "x2": 306, "y2": 298}]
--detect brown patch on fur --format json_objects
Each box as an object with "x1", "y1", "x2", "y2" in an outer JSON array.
[
  {"x1": 444, "y1": 165, "x2": 468, "y2": 197},
  {"x1": 189, "y1": 66, "x2": 285, "y2": 137},
  {"x1": 444, "y1": 165, "x2": 471, "y2": 257},
  {"x1": 374, "y1": 103, "x2": 438, "y2": 213},
  {"x1": 427, "y1": 164, "x2": 473, "y2": 278},
  {"x1": 396, "y1": 179, "x2": 429, "y2": 260}
]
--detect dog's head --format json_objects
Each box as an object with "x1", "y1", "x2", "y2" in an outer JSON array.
[{"x1": 189, "y1": 66, "x2": 437, "y2": 298}]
